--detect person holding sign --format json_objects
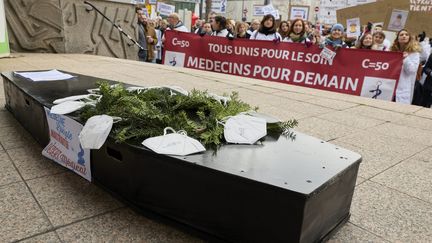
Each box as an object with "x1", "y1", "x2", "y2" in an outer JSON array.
[
  {"x1": 322, "y1": 24, "x2": 347, "y2": 49},
  {"x1": 282, "y1": 19, "x2": 311, "y2": 44},
  {"x1": 249, "y1": 14, "x2": 281, "y2": 42},
  {"x1": 391, "y1": 29, "x2": 421, "y2": 104}
]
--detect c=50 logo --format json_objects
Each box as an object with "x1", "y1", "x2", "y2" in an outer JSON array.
[{"x1": 172, "y1": 38, "x2": 190, "y2": 48}]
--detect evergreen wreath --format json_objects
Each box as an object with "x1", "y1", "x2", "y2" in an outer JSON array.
[{"x1": 79, "y1": 82, "x2": 298, "y2": 148}]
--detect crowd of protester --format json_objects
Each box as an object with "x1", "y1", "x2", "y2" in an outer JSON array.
[{"x1": 134, "y1": 7, "x2": 432, "y2": 107}]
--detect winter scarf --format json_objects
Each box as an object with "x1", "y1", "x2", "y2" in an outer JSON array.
[
  {"x1": 289, "y1": 32, "x2": 307, "y2": 43},
  {"x1": 258, "y1": 26, "x2": 276, "y2": 35}
]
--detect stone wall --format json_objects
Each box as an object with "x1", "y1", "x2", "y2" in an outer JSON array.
[{"x1": 5, "y1": 0, "x2": 139, "y2": 60}]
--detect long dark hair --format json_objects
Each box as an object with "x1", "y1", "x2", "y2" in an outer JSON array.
[
  {"x1": 259, "y1": 14, "x2": 276, "y2": 34},
  {"x1": 278, "y1": 21, "x2": 290, "y2": 38},
  {"x1": 214, "y1": 16, "x2": 227, "y2": 30}
]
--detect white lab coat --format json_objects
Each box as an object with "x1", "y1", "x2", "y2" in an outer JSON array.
[
  {"x1": 283, "y1": 37, "x2": 311, "y2": 44},
  {"x1": 211, "y1": 29, "x2": 229, "y2": 37},
  {"x1": 173, "y1": 25, "x2": 189, "y2": 32},
  {"x1": 395, "y1": 52, "x2": 420, "y2": 104},
  {"x1": 420, "y1": 38, "x2": 431, "y2": 62},
  {"x1": 155, "y1": 29, "x2": 163, "y2": 60},
  {"x1": 250, "y1": 30, "x2": 281, "y2": 41}
]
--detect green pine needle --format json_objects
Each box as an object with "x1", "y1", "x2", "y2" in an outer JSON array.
[{"x1": 79, "y1": 82, "x2": 298, "y2": 148}]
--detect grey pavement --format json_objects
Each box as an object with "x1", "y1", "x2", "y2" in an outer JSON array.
[{"x1": 1, "y1": 53, "x2": 432, "y2": 242}]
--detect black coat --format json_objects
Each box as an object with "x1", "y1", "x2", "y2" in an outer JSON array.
[{"x1": 423, "y1": 54, "x2": 432, "y2": 91}]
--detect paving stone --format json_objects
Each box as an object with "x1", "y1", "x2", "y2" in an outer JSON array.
[
  {"x1": 259, "y1": 105, "x2": 311, "y2": 120},
  {"x1": 344, "y1": 105, "x2": 407, "y2": 122},
  {"x1": 305, "y1": 97, "x2": 359, "y2": 110},
  {"x1": 328, "y1": 222, "x2": 389, "y2": 243},
  {"x1": 366, "y1": 122, "x2": 432, "y2": 146},
  {"x1": 0, "y1": 110, "x2": 17, "y2": 128},
  {"x1": 0, "y1": 62, "x2": 38, "y2": 73},
  {"x1": 410, "y1": 146, "x2": 432, "y2": 162},
  {"x1": 0, "y1": 98, "x2": 5, "y2": 111},
  {"x1": 350, "y1": 181, "x2": 432, "y2": 242},
  {"x1": 331, "y1": 141, "x2": 408, "y2": 179},
  {"x1": 414, "y1": 107, "x2": 432, "y2": 119},
  {"x1": 362, "y1": 99, "x2": 423, "y2": 114},
  {"x1": 239, "y1": 84, "x2": 283, "y2": 94},
  {"x1": 234, "y1": 87, "x2": 292, "y2": 107},
  {"x1": 0, "y1": 151, "x2": 22, "y2": 186},
  {"x1": 371, "y1": 157, "x2": 432, "y2": 204},
  {"x1": 392, "y1": 114, "x2": 432, "y2": 131},
  {"x1": 7, "y1": 144, "x2": 66, "y2": 180},
  {"x1": 272, "y1": 90, "x2": 316, "y2": 101},
  {"x1": 0, "y1": 123, "x2": 37, "y2": 150},
  {"x1": 318, "y1": 110, "x2": 385, "y2": 129},
  {"x1": 0, "y1": 182, "x2": 52, "y2": 242},
  {"x1": 337, "y1": 130, "x2": 427, "y2": 158},
  {"x1": 19, "y1": 231, "x2": 61, "y2": 243},
  {"x1": 0, "y1": 77, "x2": 4, "y2": 97},
  {"x1": 56, "y1": 208, "x2": 203, "y2": 243},
  {"x1": 296, "y1": 117, "x2": 361, "y2": 141},
  {"x1": 26, "y1": 172, "x2": 123, "y2": 227},
  {"x1": 356, "y1": 176, "x2": 367, "y2": 185}
]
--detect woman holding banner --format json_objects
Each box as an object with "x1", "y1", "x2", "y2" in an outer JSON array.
[
  {"x1": 282, "y1": 19, "x2": 311, "y2": 44},
  {"x1": 249, "y1": 14, "x2": 281, "y2": 42},
  {"x1": 391, "y1": 29, "x2": 421, "y2": 104}
]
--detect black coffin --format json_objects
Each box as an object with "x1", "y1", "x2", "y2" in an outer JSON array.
[
  {"x1": 1, "y1": 71, "x2": 118, "y2": 146},
  {"x1": 2, "y1": 71, "x2": 361, "y2": 243}
]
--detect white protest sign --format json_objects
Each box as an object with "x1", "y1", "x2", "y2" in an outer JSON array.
[
  {"x1": 157, "y1": 2, "x2": 175, "y2": 16},
  {"x1": 253, "y1": 5, "x2": 265, "y2": 16},
  {"x1": 270, "y1": 10, "x2": 280, "y2": 20},
  {"x1": 211, "y1": 0, "x2": 227, "y2": 14},
  {"x1": 320, "y1": 47, "x2": 337, "y2": 63},
  {"x1": 142, "y1": 7, "x2": 149, "y2": 17},
  {"x1": 290, "y1": 6, "x2": 309, "y2": 20},
  {"x1": 262, "y1": 4, "x2": 274, "y2": 15},
  {"x1": 42, "y1": 107, "x2": 91, "y2": 181},
  {"x1": 346, "y1": 17, "x2": 361, "y2": 38}
]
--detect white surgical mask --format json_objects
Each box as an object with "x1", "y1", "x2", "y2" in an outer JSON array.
[
  {"x1": 221, "y1": 114, "x2": 267, "y2": 144},
  {"x1": 142, "y1": 127, "x2": 206, "y2": 156},
  {"x1": 79, "y1": 115, "x2": 117, "y2": 149}
]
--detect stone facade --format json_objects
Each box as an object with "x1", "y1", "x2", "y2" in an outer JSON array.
[{"x1": 5, "y1": 0, "x2": 139, "y2": 60}]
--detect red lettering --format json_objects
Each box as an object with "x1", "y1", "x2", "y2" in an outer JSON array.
[{"x1": 50, "y1": 130, "x2": 69, "y2": 149}]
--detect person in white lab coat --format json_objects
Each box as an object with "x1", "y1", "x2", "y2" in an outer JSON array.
[
  {"x1": 391, "y1": 29, "x2": 422, "y2": 104},
  {"x1": 249, "y1": 14, "x2": 281, "y2": 42}
]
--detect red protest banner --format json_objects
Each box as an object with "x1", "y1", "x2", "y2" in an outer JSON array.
[{"x1": 163, "y1": 31, "x2": 403, "y2": 101}]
